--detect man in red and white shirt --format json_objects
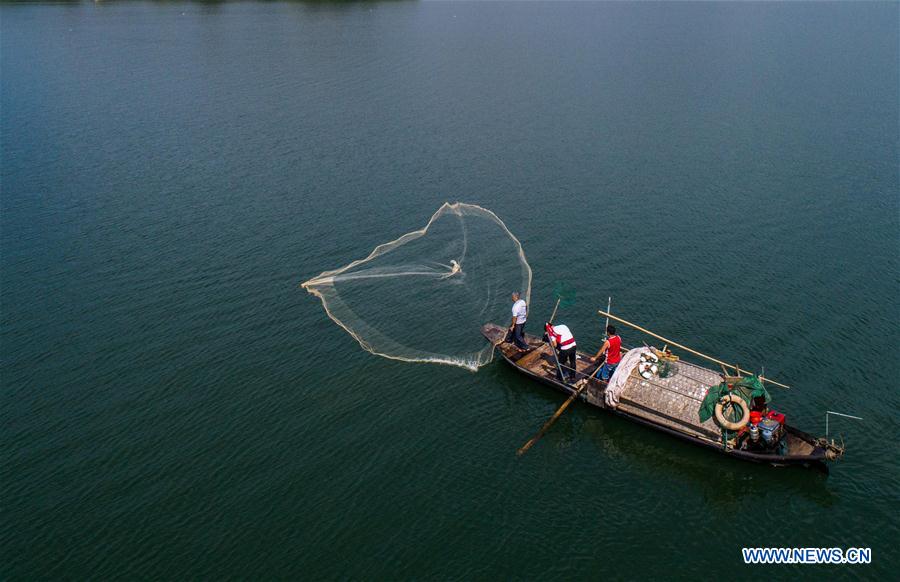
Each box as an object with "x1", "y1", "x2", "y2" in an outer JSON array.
[{"x1": 545, "y1": 322, "x2": 577, "y2": 382}]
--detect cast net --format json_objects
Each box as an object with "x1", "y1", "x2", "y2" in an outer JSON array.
[{"x1": 301, "y1": 202, "x2": 532, "y2": 371}]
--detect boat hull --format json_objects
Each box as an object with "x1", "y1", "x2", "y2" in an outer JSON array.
[{"x1": 482, "y1": 323, "x2": 836, "y2": 469}]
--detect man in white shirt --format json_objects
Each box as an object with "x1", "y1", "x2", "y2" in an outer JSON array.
[{"x1": 507, "y1": 291, "x2": 529, "y2": 349}]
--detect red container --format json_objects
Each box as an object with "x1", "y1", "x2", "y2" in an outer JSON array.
[
  {"x1": 766, "y1": 410, "x2": 786, "y2": 425},
  {"x1": 749, "y1": 411, "x2": 763, "y2": 425}
]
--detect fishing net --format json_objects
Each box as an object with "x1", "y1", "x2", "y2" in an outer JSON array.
[{"x1": 302, "y1": 202, "x2": 532, "y2": 371}]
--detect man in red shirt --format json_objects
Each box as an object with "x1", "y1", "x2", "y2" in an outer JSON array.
[{"x1": 592, "y1": 325, "x2": 622, "y2": 381}]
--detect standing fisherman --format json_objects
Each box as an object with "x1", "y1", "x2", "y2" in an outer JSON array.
[
  {"x1": 592, "y1": 325, "x2": 622, "y2": 381},
  {"x1": 507, "y1": 292, "x2": 529, "y2": 350}
]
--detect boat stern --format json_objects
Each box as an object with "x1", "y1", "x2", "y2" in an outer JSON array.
[{"x1": 821, "y1": 437, "x2": 846, "y2": 462}]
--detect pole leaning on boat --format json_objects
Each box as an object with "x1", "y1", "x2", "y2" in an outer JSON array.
[
  {"x1": 516, "y1": 380, "x2": 589, "y2": 456},
  {"x1": 596, "y1": 309, "x2": 791, "y2": 389},
  {"x1": 546, "y1": 297, "x2": 566, "y2": 381},
  {"x1": 517, "y1": 291, "x2": 585, "y2": 456},
  {"x1": 604, "y1": 296, "x2": 611, "y2": 337}
]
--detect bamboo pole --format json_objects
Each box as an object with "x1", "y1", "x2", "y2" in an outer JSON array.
[
  {"x1": 596, "y1": 309, "x2": 791, "y2": 389},
  {"x1": 517, "y1": 381, "x2": 590, "y2": 456},
  {"x1": 603, "y1": 296, "x2": 611, "y2": 339},
  {"x1": 544, "y1": 296, "x2": 566, "y2": 379},
  {"x1": 548, "y1": 297, "x2": 561, "y2": 324},
  {"x1": 517, "y1": 293, "x2": 587, "y2": 456},
  {"x1": 593, "y1": 296, "x2": 612, "y2": 380}
]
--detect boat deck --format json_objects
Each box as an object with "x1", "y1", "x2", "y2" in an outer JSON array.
[
  {"x1": 484, "y1": 323, "x2": 601, "y2": 385},
  {"x1": 484, "y1": 323, "x2": 721, "y2": 439}
]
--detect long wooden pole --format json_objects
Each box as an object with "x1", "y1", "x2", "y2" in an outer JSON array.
[
  {"x1": 546, "y1": 296, "x2": 565, "y2": 381},
  {"x1": 596, "y1": 309, "x2": 791, "y2": 389},
  {"x1": 604, "y1": 296, "x2": 611, "y2": 339},
  {"x1": 516, "y1": 294, "x2": 583, "y2": 456},
  {"x1": 517, "y1": 381, "x2": 590, "y2": 456},
  {"x1": 548, "y1": 297, "x2": 561, "y2": 324},
  {"x1": 592, "y1": 296, "x2": 612, "y2": 380}
]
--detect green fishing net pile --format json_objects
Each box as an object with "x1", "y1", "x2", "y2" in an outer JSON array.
[{"x1": 698, "y1": 375, "x2": 771, "y2": 423}]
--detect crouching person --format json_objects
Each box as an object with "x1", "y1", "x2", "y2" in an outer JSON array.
[{"x1": 545, "y1": 322, "x2": 577, "y2": 383}]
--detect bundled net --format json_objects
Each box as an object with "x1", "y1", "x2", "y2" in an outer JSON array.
[{"x1": 302, "y1": 203, "x2": 532, "y2": 370}]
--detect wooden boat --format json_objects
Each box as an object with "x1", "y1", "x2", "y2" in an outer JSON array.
[{"x1": 482, "y1": 323, "x2": 844, "y2": 468}]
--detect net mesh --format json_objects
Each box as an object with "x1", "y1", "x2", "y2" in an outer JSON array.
[{"x1": 302, "y1": 202, "x2": 532, "y2": 370}]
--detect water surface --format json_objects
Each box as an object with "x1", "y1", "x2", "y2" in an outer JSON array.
[{"x1": 2, "y1": 1, "x2": 898, "y2": 578}]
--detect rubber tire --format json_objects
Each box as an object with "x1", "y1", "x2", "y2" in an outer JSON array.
[{"x1": 714, "y1": 394, "x2": 750, "y2": 430}]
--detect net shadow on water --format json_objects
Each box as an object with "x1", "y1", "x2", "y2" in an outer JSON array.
[{"x1": 302, "y1": 202, "x2": 532, "y2": 371}]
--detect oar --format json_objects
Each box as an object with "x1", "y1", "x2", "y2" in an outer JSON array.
[
  {"x1": 517, "y1": 380, "x2": 590, "y2": 456},
  {"x1": 596, "y1": 309, "x2": 791, "y2": 389}
]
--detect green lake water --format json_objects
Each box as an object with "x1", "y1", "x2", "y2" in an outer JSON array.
[{"x1": 2, "y1": 1, "x2": 898, "y2": 579}]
